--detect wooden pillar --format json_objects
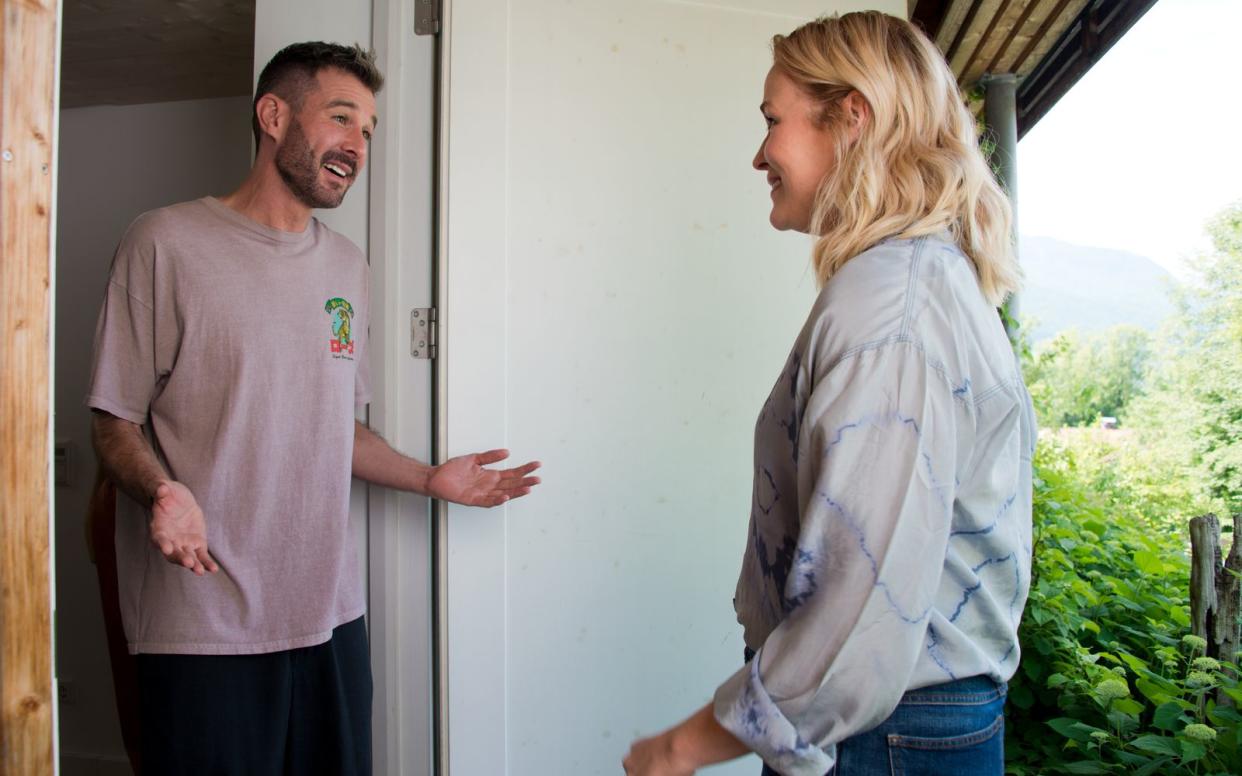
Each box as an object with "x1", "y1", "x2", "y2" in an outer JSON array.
[{"x1": 0, "y1": 0, "x2": 58, "y2": 774}]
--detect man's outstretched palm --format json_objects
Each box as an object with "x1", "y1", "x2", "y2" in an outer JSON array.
[
  {"x1": 427, "y1": 449, "x2": 541, "y2": 507},
  {"x1": 150, "y1": 481, "x2": 219, "y2": 575}
]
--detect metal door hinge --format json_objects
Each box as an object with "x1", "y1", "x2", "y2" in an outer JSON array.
[
  {"x1": 411, "y1": 308, "x2": 437, "y2": 359},
  {"x1": 415, "y1": 0, "x2": 440, "y2": 36}
]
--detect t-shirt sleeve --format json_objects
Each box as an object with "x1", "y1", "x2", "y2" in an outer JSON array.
[
  {"x1": 712, "y1": 341, "x2": 962, "y2": 775},
  {"x1": 85, "y1": 219, "x2": 168, "y2": 424}
]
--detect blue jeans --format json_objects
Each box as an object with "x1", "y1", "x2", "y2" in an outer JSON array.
[{"x1": 758, "y1": 675, "x2": 1006, "y2": 776}]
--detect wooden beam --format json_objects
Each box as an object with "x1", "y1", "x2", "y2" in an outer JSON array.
[
  {"x1": 945, "y1": 0, "x2": 987, "y2": 68},
  {"x1": 1011, "y1": 0, "x2": 1079, "y2": 74},
  {"x1": 0, "y1": 0, "x2": 58, "y2": 774},
  {"x1": 985, "y1": 0, "x2": 1043, "y2": 73},
  {"x1": 959, "y1": 0, "x2": 1018, "y2": 82}
]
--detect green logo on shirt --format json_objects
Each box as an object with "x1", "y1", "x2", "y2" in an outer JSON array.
[{"x1": 325, "y1": 297, "x2": 355, "y2": 359}]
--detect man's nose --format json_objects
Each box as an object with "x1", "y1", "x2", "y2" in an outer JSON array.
[{"x1": 343, "y1": 128, "x2": 367, "y2": 167}]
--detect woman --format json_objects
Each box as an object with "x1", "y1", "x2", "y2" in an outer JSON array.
[{"x1": 624, "y1": 11, "x2": 1035, "y2": 776}]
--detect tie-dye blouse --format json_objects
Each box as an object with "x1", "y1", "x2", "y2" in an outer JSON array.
[{"x1": 713, "y1": 234, "x2": 1036, "y2": 776}]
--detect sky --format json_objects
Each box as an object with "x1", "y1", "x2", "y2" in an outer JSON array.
[{"x1": 1017, "y1": 0, "x2": 1242, "y2": 279}]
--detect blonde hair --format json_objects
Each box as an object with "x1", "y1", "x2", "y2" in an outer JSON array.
[{"x1": 772, "y1": 12, "x2": 1019, "y2": 306}]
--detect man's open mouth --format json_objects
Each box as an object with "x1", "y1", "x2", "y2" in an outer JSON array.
[{"x1": 324, "y1": 162, "x2": 352, "y2": 179}]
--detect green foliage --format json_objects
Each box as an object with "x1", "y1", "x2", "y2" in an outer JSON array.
[
  {"x1": 1006, "y1": 439, "x2": 1242, "y2": 775},
  {"x1": 1004, "y1": 202, "x2": 1242, "y2": 772},
  {"x1": 1024, "y1": 325, "x2": 1152, "y2": 428},
  {"x1": 1053, "y1": 428, "x2": 1221, "y2": 538},
  {"x1": 1125, "y1": 203, "x2": 1242, "y2": 511}
]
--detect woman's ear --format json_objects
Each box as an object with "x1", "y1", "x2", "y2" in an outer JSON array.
[
  {"x1": 841, "y1": 91, "x2": 871, "y2": 141},
  {"x1": 255, "y1": 93, "x2": 289, "y2": 146}
]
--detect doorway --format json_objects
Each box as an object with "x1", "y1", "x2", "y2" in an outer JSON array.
[{"x1": 53, "y1": 1, "x2": 437, "y2": 774}]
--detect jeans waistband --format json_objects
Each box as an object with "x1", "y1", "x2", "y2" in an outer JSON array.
[{"x1": 899, "y1": 675, "x2": 1007, "y2": 705}]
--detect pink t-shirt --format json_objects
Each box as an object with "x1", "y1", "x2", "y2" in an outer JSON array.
[{"x1": 87, "y1": 196, "x2": 371, "y2": 655}]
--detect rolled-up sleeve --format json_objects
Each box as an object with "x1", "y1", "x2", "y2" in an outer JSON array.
[{"x1": 713, "y1": 340, "x2": 964, "y2": 775}]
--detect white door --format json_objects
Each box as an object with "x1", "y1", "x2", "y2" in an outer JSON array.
[
  {"x1": 439, "y1": 1, "x2": 904, "y2": 774},
  {"x1": 255, "y1": 2, "x2": 437, "y2": 774}
]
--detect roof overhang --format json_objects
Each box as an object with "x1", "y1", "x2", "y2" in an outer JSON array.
[
  {"x1": 60, "y1": 0, "x2": 1157, "y2": 127},
  {"x1": 912, "y1": 0, "x2": 1159, "y2": 138}
]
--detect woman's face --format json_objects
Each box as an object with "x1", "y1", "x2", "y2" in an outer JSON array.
[{"x1": 753, "y1": 67, "x2": 840, "y2": 234}]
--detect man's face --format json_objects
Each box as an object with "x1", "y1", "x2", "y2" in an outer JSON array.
[{"x1": 275, "y1": 68, "x2": 378, "y2": 210}]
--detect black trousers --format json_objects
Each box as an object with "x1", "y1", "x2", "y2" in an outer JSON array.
[{"x1": 136, "y1": 616, "x2": 372, "y2": 776}]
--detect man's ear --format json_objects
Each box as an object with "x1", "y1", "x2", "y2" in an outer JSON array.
[
  {"x1": 255, "y1": 93, "x2": 290, "y2": 145},
  {"x1": 841, "y1": 91, "x2": 871, "y2": 141}
]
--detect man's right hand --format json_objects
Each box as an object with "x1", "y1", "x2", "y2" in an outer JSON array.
[{"x1": 150, "y1": 481, "x2": 219, "y2": 576}]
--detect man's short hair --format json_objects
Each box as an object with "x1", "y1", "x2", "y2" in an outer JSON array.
[{"x1": 252, "y1": 41, "x2": 385, "y2": 149}]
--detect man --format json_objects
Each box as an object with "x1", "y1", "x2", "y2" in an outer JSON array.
[{"x1": 87, "y1": 42, "x2": 540, "y2": 775}]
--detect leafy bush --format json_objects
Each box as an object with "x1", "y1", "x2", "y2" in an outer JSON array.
[
  {"x1": 1051, "y1": 427, "x2": 1223, "y2": 539},
  {"x1": 1006, "y1": 438, "x2": 1242, "y2": 775}
]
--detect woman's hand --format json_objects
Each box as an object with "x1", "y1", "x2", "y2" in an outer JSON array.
[
  {"x1": 622, "y1": 731, "x2": 694, "y2": 776},
  {"x1": 623, "y1": 704, "x2": 750, "y2": 775}
]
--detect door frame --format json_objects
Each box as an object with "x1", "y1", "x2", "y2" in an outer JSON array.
[{"x1": 364, "y1": 0, "x2": 439, "y2": 772}]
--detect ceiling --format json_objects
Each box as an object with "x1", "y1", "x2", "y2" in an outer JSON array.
[{"x1": 60, "y1": 0, "x2": 254, "y2": 109}]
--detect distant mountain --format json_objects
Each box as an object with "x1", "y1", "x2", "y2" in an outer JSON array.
[{"x1": 1018, "y1": 236, "x2": 1177, "y2": 342}]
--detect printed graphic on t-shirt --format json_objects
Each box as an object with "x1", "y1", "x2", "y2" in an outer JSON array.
[{"x1": 324, "y1": 297, "x2": 356, "y2": 359}]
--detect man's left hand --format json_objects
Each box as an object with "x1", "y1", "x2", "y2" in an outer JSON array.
[{"x1": 427, "y1": 449, "x2": 541, "y2": 507}]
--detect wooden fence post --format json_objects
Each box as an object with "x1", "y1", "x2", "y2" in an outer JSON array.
[
  {"x1": 0, "y1": 0, "x2": 58, "y2": 773},
  {"x1": 1189, "y1": 513, "x2": 1242, "y2": 706}
]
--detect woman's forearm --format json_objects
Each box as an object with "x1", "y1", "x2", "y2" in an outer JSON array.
[{"x1": 668, "y1": 703, "x2": 751, "y2": 771}]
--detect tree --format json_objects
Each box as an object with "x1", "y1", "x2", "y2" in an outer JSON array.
[
  {"x1": 1024, "y1": 325, "x2": 1153, "y2": 428},
  {"x1": 1127, "y1": 202, "x2": 1242, "y2": 510}
]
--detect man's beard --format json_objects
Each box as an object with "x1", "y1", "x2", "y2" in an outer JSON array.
[{"x1": 275, "y1": 118, "x2": 353, "y2": 210}]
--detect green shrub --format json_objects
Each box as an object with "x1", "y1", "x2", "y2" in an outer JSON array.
[
  {"x1": 1005, "y1": 438, "x2": 1242, "y2": 775},
  {"x1": 1052, "y1": 427, "x2": 1223, "y2": 539}
]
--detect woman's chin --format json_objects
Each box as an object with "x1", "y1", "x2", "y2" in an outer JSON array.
[{"x1": 768, "y1": 210, "x2": 811, "y2": 233}]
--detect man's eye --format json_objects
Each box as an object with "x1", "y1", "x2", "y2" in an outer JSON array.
[
  {"x1": 763, "y1": 115, "x2": 775, "y2": 128},
  {"x1": 334, "y1": 115, "x2": 347, "y2": 124},
  {"x1": 362, "y1": 130, "x2": 372, "y2": 142}
]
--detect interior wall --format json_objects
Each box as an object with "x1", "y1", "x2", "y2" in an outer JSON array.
[{"x1": 54, "y1": 95, "x2": 252, "y2": 773}]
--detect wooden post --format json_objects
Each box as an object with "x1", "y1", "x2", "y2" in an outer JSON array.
[
  {"x1": 0, "y1": 0, "x2": 58, "y2": 773},
  {"x1": 1218, "y1": 516, "x2": 1242, "y2": 675},
  {"x1": 1189, "y1": 514, "x2": 1221, "y2": 644},
  {"x1": 1189, "y1": 513, "x2": 1242, "y2": 706}
]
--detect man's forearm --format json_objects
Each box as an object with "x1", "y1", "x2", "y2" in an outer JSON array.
[
  {"x1": 91, "y1": 411, "x2": 169, "y2": 505},
  {"x1": 352, "y1": 420, "x2": 433, "y2": 494}
]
